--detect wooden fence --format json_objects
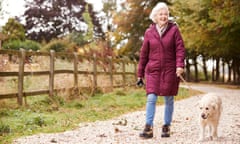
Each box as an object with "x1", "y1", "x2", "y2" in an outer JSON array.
[{"x1": 0, "y1": 49, "x2": 137, "y2": 105}]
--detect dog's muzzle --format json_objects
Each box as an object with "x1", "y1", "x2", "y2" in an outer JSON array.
[{"x1": 201, "y1": 113, "x2": 208, "y2": 119}]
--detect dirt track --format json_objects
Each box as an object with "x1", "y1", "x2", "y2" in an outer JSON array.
[{"x1": 13, "y1": 84, "x2": 240, "y2": 144}]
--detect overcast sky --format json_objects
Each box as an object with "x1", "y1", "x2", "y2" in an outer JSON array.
[
  {"x1": 0, "y1": 0, "x2": 25, "y2": 26},
  {"x1": 0, "y1": 0, "x2": 103, "y2": 26}
]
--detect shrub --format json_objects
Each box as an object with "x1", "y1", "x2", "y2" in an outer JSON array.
[
  {"x1": 41, "y1": 39, "x2": 75, "y2": 52},
  {"x1": 2, "y1": 40, "x2": 41, "y2": 51}
]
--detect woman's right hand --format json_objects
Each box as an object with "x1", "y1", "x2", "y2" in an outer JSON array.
[{"x1": 136, "y1": 77, "x2": 144, "y2": 87}]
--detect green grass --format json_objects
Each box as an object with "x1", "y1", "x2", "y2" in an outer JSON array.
[{"x1": 0, "y1": 87, "x2": 200, "y2": 143}]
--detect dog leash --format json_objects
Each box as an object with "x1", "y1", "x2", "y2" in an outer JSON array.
[
  {"x1": 179, "y1": 74, "x2": 203, "y2": 100},
  {"x1": 179, "y1": 74, "x2": 193, "y2": 91}
]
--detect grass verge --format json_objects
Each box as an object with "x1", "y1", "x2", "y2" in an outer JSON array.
[{"x1": 0, "y1": 87, "x2": 200, "y2": 143}]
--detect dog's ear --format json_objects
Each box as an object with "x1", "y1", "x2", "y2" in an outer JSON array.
[{"x1": 211, "y1": 103, "x2": 218, "y2": 110}]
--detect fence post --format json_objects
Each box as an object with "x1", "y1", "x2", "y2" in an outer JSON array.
[
  {"x1": 18, "y1": 48, "x2": 25, "y2": 106},
  {"x1": 49, "y1": 50, "x2": 55, "y2": 97},
  {"x1": 93, "y1": 54, "x2": 97, "y2": 93},
  {"x1": 122, "y1": 60, "x2": 126, "y2": 87},
  {"x1": 109, "y1": 56, "x2": 113, "y2": 90},
  {"x1": 134, "y1": 61, "x2": 137, "y2": 81},
  {"x1": 73, "y1": 52, "x2": 78, "y2": 88}
]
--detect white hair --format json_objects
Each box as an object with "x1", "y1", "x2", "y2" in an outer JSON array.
[{"x1": 149, "y1": 2, "x2": 169, "y2": 23}]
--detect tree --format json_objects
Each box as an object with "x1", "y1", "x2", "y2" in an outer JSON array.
[
  {"x1": 102, "y1": 0, "x2": 117, "y2": 47},
  {"x1": 0, "y1": 0, "x2": 3, "y2": 49},
  {"x1": 112, "y1": 0, "x2": 171, "y2": 58},
  {"x1": 23, "y1": 0, "x2": 104, "y2": 42},
  {"x1": 172, "y1": 0, "x2": 207, "y2": 81},
  {"x1": 194, "y1": 0, "x2": 240, "y2": 83},
  {"x1": 68, "y1": 5, "x2": 95, "y2": 47},
  {"x1": 1, "y1": 18, "x2": 26, "y2": 42},
  {"x1": 173, "y1": 0, "x2": 240, "y2": 83},
  {"x1": 0, "y1": 0, "x2": 3, "y2": 18}
]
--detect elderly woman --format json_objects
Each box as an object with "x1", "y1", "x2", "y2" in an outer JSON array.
[{"x1": 137, "y1": 2, "x2": 185, "y2": 139}]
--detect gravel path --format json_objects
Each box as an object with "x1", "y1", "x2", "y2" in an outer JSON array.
[{"x1": 13, "y1": 84, "x2": 240, "y2": 144}]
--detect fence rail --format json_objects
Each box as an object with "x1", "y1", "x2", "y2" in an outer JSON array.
[{"x1": 0, "y1": 49, "x2": 137, "y2": 105}]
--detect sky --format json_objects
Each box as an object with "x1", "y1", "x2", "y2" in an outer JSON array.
[
  {"x1": 0, "y1": 0, "x2": 103, "y2": 26},
  {"x1": 0, "y1": 0, "x2": 25, "y2": 26}
]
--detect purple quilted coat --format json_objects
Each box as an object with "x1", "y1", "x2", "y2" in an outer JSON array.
[{"x1": 137, "y1": 22, "x2": 185, "y2": 96}]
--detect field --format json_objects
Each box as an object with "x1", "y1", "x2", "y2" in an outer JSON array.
[
  {"x1": 0, "y1": 86, "x2": 200, "y2": 143},
  {"x1": 0, "y1": 54, "x2": 201, "y2": 143}
]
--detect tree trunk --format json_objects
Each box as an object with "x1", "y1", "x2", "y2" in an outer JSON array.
[
  {"x1": 232, "y1": 59, "x2": 236, "y2": 84},
  {"x1": 212, "y1": 58, "x2": 215, "y2": 82},
  {"x1": 227, "y1": 61, "x2": 232, "y2": 83},
  {"x1": 236, "y1": 58, "x2": 240, "y2": 84},
  {"x1": 222, "y1": 60, "x2": 225, "y2": 83},
  {"x1": 216, "y1": 58, "x2": 220, "y2": 81},
  {"x1": 193, "y1": 56, "x2": 199, "y2": 82},
  {"x1": 186, "y1": 58, "x2": 191, "y2": 81},
  {"x1": 232, "y1": 58, "x2": 240, "y2": 84},
  {"x1": 202, "y1": 56, "x2": 208, "y2": 81}
]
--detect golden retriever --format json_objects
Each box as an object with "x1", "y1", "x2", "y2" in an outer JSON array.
[{"x1": 198, "y1": 93, "x2": 222, "y2": 141}]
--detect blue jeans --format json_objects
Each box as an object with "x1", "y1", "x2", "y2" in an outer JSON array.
[{"x1": 146, "y1": 93, "x2": 174, "y2": 126}]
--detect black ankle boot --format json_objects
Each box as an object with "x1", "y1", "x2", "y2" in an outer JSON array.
[
  {"x1": 161, "y1": 124, "x2": 170, "y2": 137},
  {"x1": 139, "y1": 124, "x2": 153, "y2": 139}
]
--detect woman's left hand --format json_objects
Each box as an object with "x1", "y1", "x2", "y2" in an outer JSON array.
[{"x1": 176, "y1": 67, "x2": 184, "y2": 77}]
